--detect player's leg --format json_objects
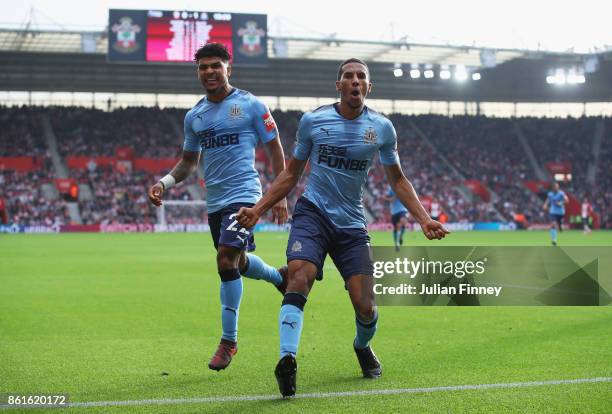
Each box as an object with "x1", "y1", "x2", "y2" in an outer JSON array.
[
  {"x1": 558, "y1": 214, "x2": 564, "y2": 232},
  {"x1": 209, "y1": 244, "x2": 242, "y2": 371},
  {"x1": 223, "y1": 207, "x2": 285, "y2": 290},
  {"x1": 207, "y1": 205, "x2": 251, "y2": 371},
  {"x1": 549, "y1": 215, "x2": 558, "y2": 245},
  {"x1": 279, "y1": 260, "x2": 318, "y2": 357},
  {"x1": 582, "y1": 216, "x2": 591, "y2": 233},
  {"x1": 392, "y1": 224, "x2": 398, "y2": 249},
  {"x1": 346, "y1": 274, "x2": 381, "y2": 378},
  {"x1": 238, "y1": 250, "x2": 285, "y2": 292},
  {"x1": 391, "y1": 213, "x2": 399, "y2": 251},
  {"x1": 398, "y1": 214, "x2": 407, "y2": 246},
  {"x1": 275, "y1": 259, "x2": 318, "y2": 397},
  {"x1": 392, "y1": 226, "x2": 398, "y2": 248},
  {"x1": 330, "y1": 228, "x2": 381, "y2": 378},
  {"x1": 275, "y1": 197, "x2": 329, "y2": 397}
]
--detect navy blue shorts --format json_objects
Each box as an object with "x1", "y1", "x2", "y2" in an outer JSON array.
[
  {"x1": 391, "y1": 211, "x2": 407, "y2": 226},
  {"x1": 208, "y1": 203, "x2": 256, "y2": 252},
  {"x1": 287, "y1": 197, "x2": 373, "y2": 280},
  {"x1": 549, "y1": 213, "x2": 564, "y2": 227}
]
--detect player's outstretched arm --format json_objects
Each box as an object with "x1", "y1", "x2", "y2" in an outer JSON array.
[
  {"x1": 237, "y1": 157, "x2": 307, "y2": 228},
  {"x1": 265, "y1": 136, "x2": 288, "y2": 224},
  {"x1": 147, "y1": 150, "x2": 200, "y2": 207},
  {"x1": 384, "y1": 163, "x2": 450, "y2": 240}
]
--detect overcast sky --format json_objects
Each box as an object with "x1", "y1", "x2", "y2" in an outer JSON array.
[{"x1": 3, "y1": 0, "x2": 611, "y2": 53}]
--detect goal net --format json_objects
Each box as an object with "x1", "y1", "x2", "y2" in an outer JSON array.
[{"x1": 156, "y1": 200, "x2": 207, "y2": 226}]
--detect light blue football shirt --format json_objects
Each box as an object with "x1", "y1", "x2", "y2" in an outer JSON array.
[
  {"x1": 547, "y1": 190, "x2": 566, "y2": 215},
  {"x1": 183, "y1": 88, "x2": 277, "y2": 213},
  {"x1": 293, "y1": 104, "x2": 399, "y2": 228},
  {"x1": 387, "y1": 186, "x2": 408, "y2": 215}
]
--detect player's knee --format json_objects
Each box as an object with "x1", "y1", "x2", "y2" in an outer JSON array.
[
  {"x1": 287, "y1": 272, "x2": 310, "y2": 294},
  {"x1": 287, "y1": 265, "x2": 315, "y2": 295},
  {"x1": 355, "y1": 301, "x2": 377, "y2": 322},
  {"x1": 216, "y1": 249, "x2": 239, "y2": 271}
]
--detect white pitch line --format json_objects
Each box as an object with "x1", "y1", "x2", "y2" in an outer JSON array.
[{"x1": 2, "y1": 377, "x2": 608, "y2": 409}]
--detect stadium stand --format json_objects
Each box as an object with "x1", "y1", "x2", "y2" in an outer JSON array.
[
  {"x1": 49, "y1": 106, "x2": 180, "y2": 158},
  {"x1": 0, "y1": 106, "x2": 48, "y2": 157},
  {"x1": 0, "y1": 106, "x2": 609, "y2": 228},
  {"x1": 0, "y1": 170, "x2": 70, "y2": 226}
]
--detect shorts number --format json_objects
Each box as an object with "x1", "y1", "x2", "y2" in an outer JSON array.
[{"x1": 226, "y1": 214, "x2": 250, "y2": 235}]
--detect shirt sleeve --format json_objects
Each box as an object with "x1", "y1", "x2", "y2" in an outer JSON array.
[
  {"x1": 182, "y1": 110, "x2": 201, "y2": 152},
  {"x1": 378, "y1": 119, "x2": 400, "y2": 166},
  {"x1": 293, "y1": 112, "x2": 313, "y2": 161},
  {"x1": 250, "y1": 96, "x2": 278, "y2": 144}
]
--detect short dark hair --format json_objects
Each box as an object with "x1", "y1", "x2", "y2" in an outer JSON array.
[
  {"x1": 194, "y1": 43, "x2": 231, "y2": 63},
  {"x1": 337, "y1": 58, "x2": 369, "y2": 81}
]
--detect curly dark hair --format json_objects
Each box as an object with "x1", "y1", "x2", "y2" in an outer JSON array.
[{"x1": 194, "y1": 42, "x2": 231, "y2": 63}]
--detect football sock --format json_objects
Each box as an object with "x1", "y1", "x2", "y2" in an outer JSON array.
[
  {"x1": 242, "y1": 253, "x2": 282, "y2": 286},
  {"x1": 392, "y1": 229, "x2": 398, "y2": 246},
  {"x1": 399, "y1": 225, "x2": 406, "y2": 244},
  {"x1": 219, "y1": 270, "x2": 242, "y2": 342},
  {"x1": 550, "y1": 228, "x2": 558, "y2": 243},
  {"x1": 279, "y1": 293, "x2": 307, "y2": 358},
  {"x1": 354, "y1": 309, "x2": 378, "y2": 349}
]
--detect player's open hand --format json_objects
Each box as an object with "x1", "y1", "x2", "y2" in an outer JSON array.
[
  {"x1": 148, "y1": 183, "x2": 164, "y2": 207},
  {"x1": 236, "y1": 207, "x2": 260, "y2": 228},
  {"x1": 272, "y1": 198, "x2": 288, "y2": 225},
  {"x1": 421, "y1": 219, "x2": 450, "y2": 240}
]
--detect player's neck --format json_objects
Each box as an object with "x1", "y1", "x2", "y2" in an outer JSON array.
[
  {"x1": 336, "y1": 102, "x2": 365, "y2": 120},
  {"x1": 207, "y1": 85, "x2": 233, "y2": 103}
]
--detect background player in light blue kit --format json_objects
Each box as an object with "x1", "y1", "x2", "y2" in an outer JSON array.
[
  {"x1": 148, "y1": 43, "x2": 288, "y2": 372},
  {"x1": 237, "y1": 58, "x2": 449, "y2": 397},
  {"x1": 384, "y1": 185, "x2": 408, "y2": 251},
  {"x1": 542, "y1": 181, "x2": 568, "y2": 245}
]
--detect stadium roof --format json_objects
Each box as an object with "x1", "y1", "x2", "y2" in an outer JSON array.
[
  {"x1": 268, "y1": 36, "x2": 525, "y2": 67},
  {"x1": 0, "y1": 28, "x2": 107, "y2": 54},
  {"x1": 0, "y1": 28, "x2": 587, "y2": 67}
]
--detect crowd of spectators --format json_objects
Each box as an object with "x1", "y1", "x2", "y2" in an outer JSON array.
[
  {"x1": 49, "y1": 107, "x2": 180, "y2": 158},
  {"x1": 520, "y1": 117, "x2": 596, "y2": 195},
  {"x1": 75, "y1": 165, "x2": 200, "y2": 225},
  {"x1": 0, "y1": 170, "x2": 70, "y2": 226},
  {"x1": 592, "y1": 119, "x2": 612, "y2": 228},
  {"x1": 0, "y1": 106, "x2": 48, "y2": 157},
  {"x1": 362, "y1": 115, "x2": 485, "y2": 223},
  {"x1": 1, "y1": 106, "x2": 610, "y2": 228},
  {"x1": 411, "y1": 115, "x2": 547, "y2": 224}
]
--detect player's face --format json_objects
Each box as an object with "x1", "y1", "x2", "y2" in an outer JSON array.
[
  {"x1": 197, "y1": 57, "x2": 231, "y2": 95},
  {"x1": 336, "y1": 62, "x2": 372, "y2": 109},
  {"x1": 552, "y1": 183, "x2": 559, "y2": 191}
]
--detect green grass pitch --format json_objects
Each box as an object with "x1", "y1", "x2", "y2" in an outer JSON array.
[{"x1": 1, "y1": 230, "x2": 611, "y2": 413}]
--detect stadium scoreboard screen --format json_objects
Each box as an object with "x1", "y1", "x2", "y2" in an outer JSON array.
[
  {"x1": 146, "y1": 11, "x2": 233, "y2": 62},
  {"x1": 108, "y1": 9, "x2": 268, "y2": 65}
]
